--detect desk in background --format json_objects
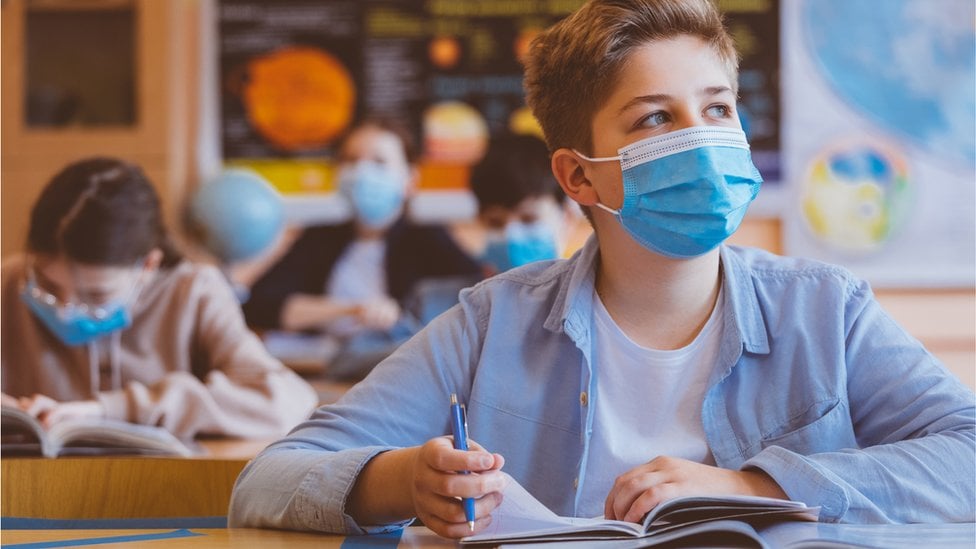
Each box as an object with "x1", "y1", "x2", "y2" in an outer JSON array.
[
  {"x1": 0, "y1": 527, "x2": 454, "y2": 548},
  {"x1": 1, "y1": 439, "x2": 275, "y2": 524}
]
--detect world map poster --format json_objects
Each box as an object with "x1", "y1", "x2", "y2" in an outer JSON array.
[{"x1": 782, "y1": 0, "x2": 975, "y2": 287}]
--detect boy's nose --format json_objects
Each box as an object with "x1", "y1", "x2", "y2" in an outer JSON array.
[{"x1": 671, "y1": 108, "x2": 710, "y2": 131}]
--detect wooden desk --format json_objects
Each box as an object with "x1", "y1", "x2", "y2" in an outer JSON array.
[
  {"x1": 0, "y1": 527, "x2": 457, "y2": 547},
  {"x1": 1, "y1": 439, "x2": 275, "y2": 521},
  {"x1": 3, "y1": 524, "x2": 975, "y2": 548}
]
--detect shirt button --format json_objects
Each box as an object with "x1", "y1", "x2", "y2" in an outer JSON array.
[
  {"x1": 573, "y1": 477, "x2": 579, "y2": 489},
  {"x1": 579, "y1": 392, "x2": 588, "y2": 406}
]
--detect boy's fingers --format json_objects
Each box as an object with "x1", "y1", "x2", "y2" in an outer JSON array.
[{"x1": 426, "y1": 441, "x2": 496, "y2": 472}]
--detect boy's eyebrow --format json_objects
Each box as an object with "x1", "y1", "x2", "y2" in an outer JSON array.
[
  {"x1": 703, "y1": 85, "x2": 735, "y2": 97},
  {"x1": 617, "y1": 94, "x2": 672, "y2": 115},
  {"x1": 617, "y1": 86, "x2": 736, "y2": 114}
]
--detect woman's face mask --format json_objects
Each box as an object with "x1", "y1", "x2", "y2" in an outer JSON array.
[
  {"x1": 20, "y1": 257, "x2": 146, "y2": 346},
  {"x1": 575, "y1": 126, "x2": 762, "y2": 258},
  {"x1": 338, "y1": 161, "x2": 408, "y2": 229}
]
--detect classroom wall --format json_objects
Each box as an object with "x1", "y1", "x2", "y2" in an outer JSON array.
[{"x1": 0, "y1": 0, "x2": 200, "y2": 259}]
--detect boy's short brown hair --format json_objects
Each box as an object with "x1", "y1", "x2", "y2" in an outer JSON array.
[{"x1": 523, "y1": 0, "x2": 739, "y2": 155}]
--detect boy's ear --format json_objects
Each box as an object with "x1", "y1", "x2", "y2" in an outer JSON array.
[{"x1": 551, "y1": 148, "x2": 600, "y2": 208}]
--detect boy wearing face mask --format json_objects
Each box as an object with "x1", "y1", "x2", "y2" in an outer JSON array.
[
  {"x1": 230, "y1": 0, "x2": 975, "y2": 538},
  {"x1": 242, "y1": 119, "x2": 482, "y2": 375},
  {"x1": 1, "y1": 157, "x2": 317, "y2": 439},
  {"x1": 470, "y1": 133, "x2": 576, "y2": 276}
]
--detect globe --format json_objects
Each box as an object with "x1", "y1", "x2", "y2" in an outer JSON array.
[
  {"x1": 801, "y1": 142, "x2": 911, "y2": 254},
  {"x1": 187, "y1": 169, "x2": 284, "y2": 262}
]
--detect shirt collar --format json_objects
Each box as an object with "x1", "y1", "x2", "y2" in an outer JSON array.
[
  {"x1": 718, "y1": 246, "x2": 770, "y2": 354},
  {"x1": 544, "y1": 235, "x2": 600, "y2": 336},
  {"x1": 545, "y1": 238, "x2": 770, "y2": 355}
]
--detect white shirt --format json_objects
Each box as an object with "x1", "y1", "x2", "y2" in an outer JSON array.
[
  {"x1": 577, "y1": 286, "x2": 723, "y2": 517},
  {"x1": 325, "y1": 238, "x2": 387, "y2": 335}
]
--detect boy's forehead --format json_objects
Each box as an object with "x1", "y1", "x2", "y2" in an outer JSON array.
[{"x1": 603, "y1": 37, "x2": 735, "y2": 111}]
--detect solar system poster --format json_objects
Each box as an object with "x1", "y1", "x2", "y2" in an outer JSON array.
[{"x1": 218, "y1": 0, "x2": 782, "y2": 221}]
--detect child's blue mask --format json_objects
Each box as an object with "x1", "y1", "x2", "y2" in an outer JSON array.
[
  {"x1": 574, "y1": 126, "x2": 762, "y2": 258},
  {"x1": 21, "y1": 281, "x2": 132, "y2": 346},
  {"x1": 338, "y1": 162, "x2": 407, "y2": 229},
  {"x1": 482, "y1": 221, "x2": 559, "y2": 272}
]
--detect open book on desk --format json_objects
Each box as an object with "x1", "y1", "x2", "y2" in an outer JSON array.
[
  {"x1": 1, "y1": 405, "x2": 196, "y2": 458},
  {"x1": 462, "y1": 473, "x2": 818, "y2": 546}
]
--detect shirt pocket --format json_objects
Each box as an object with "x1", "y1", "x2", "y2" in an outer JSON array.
[{"x1": 759, "y1": 397, "x2": 857, "y2": 454}]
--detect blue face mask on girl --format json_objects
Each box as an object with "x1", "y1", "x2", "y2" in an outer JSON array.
[
  {"x1": 20, "y1": 267, "x2": 138, "y2": 346},
  {"x1": 574, "y1": 126, "x2": 762, "y2": 258},
  {"x1": 338, "y1": 162, "x2": 408, "y2": 229}
]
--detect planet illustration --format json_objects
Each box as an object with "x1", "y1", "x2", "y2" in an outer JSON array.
[
  {"x1": 429, "y1": 36, "x2": 461, "y2": 69},
  {"x1": 508, "y1": 107, "x2": 545, "y2": 140},
  {"x1": 422, "y1": 101, "x2": 489, "y2": 165},
  {"x1": 801, "y1": 140, "x2": 911, "y2": 254},
  {"x1": 243, "y1": 46, "x2": 355, "y2": 151}
]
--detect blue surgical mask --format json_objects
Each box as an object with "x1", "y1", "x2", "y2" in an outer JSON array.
[
  {"x1": 575, "y1": 126, "x2": 762, "y2": 258},
  {"x1": 21, "y1": 282, "x2": 132, "y2": 346},
  {"x1": 338, "y1": 162, "x2": 407, "y2": 229},
  {"x1": 482, "y1": 221, "x2": 559, "y2": 272}
]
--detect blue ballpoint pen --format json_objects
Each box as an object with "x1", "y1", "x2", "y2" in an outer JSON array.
[{"x1": 449, "y1": 393, "x2": 476, "y2": 532}]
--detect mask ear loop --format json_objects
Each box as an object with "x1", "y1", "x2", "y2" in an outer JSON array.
[
  {"x1": 571, "y1": 150, "x2": 624, "y2": 216},
  {"x1": 110, "y1": 330, "x2": 122, "y2": 391},
  {"x1": 125, "y1": 257, "x2": 154, "y2": 307},
  {"x1": 87, "y1": 342, "x2": 100, "y2": 397}
]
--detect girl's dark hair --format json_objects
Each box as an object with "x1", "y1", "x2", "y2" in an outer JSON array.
[{"x1": 28, "y1": 157, "x2": 182, "y2": 267}]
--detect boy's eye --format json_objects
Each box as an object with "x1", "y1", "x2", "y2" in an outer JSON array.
[
  {"x1": 637, "y1": 111, "x2": 670, "y2": 128},
  {"x1": 706, "y1": 104, "x2": 732, "y2": 118}
]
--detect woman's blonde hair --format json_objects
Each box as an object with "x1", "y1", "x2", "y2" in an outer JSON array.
[{"x1": 523, "y1": 0, "x2": 739, "y2": 155}]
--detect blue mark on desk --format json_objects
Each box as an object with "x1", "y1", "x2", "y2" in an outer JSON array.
[
  {"x1": 340, "y1": 530, "x2": 403, "y2": 548},
  {"x1": 1, "y1": 528, "x2": 203, "y2": 548}
]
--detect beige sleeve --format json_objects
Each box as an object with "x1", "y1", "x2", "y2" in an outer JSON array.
[{"x1": 97, "y1": 266, "x2": 318, "y2": 439}]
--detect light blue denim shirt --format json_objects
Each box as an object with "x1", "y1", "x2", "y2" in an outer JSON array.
[{"x1": 229, "y1": 236, "x2": 976, "y2": 533}]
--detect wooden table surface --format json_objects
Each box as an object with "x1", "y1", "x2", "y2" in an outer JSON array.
[{"x1": 0, "y1": 527, "x2": 458, "y2": 548}]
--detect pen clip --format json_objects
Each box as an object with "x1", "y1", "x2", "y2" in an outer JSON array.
[{"x1": 461, "y1": 403, "x2": 468, "y2": 444}]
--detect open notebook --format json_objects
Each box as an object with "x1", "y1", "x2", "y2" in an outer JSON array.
[
  {"x1": 461, "y1": 473, "x2": 818, "y2": 546},
  {"x1": 1, "y1": 405, "x2": 195, "y2": 458}
]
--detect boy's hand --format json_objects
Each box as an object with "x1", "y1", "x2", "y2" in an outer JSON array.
[
  {"x1": 19, "y1": 394, "x2": 105, "y2": 429},
  {"x1": 604, "y1": 456, "x2": 787, "y2": 523},
  {"x1": 410, "y1": 436, "x2": 507, "y2": 538}
]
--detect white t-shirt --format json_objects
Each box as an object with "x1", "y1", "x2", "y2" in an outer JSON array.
[
  {"x1": 577, "y1": 286, "x2": 723, "y2": 517},
  {"x1": 324, "y1": 238, "x2": 387, "y2": 335}
]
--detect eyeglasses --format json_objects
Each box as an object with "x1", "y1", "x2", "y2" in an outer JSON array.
[{"x1": 23, "y1": 259, "x2": 145, "y2": 319}]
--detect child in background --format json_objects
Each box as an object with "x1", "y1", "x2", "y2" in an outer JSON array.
[
  {"x1": 242, "y1": 118, "x2": 482, "y2": 377},
  {"x1": 230, "y1": 0, "x2": 975, "y2": 538},
  {"x1": 470, "y1": 133, "x2": 576, "y2": 275},
  {"x1": 1, "y1": 157, "x2": 317, "y2": 439}
]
